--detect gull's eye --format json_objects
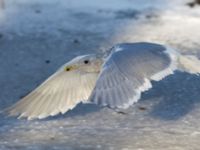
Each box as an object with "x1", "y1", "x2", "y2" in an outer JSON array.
[
  {"x1": 84, "y1": 60, "x2": 89, "y2": 64},
  {"x1": 65, "y1": 67, "x2": 71, "y2": 72}
]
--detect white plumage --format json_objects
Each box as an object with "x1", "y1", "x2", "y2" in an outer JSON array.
[{"x1": 5, "y1": 42, "x2": 200, "y2": 119}]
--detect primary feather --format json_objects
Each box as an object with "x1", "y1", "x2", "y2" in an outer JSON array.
[{"x1": 90, "y1": 43, "x2": 176, "y2": 108}]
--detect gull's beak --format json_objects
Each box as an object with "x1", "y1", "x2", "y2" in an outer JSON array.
[{"x1": 65, "y1": 65, "x2": 79, "y2": 72}]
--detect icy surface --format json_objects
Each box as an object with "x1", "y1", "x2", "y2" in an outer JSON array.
[{"x1": 1, "y1": 0, "x2": 200, "y2": 149}]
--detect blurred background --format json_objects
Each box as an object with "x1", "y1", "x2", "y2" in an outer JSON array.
[{"x1": 0, "y1": 0, "x2": 200, "y2": 150}]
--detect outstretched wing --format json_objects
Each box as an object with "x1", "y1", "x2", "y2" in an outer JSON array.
[
  {"x1": 90, "y1": 42, "x2": 178, "y2": 109},
  {"x1": 6, "y1": 68, "x2": 98, "y2": 120}
]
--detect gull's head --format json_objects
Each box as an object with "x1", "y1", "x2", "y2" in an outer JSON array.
[{"x1": 63, "y1": 54, "x2": 103, "y2": 73}]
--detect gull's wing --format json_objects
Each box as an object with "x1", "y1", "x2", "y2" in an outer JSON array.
[
  {"x1": 90, "y1": 42, "x2": 178, "y2": 109},
  {"x1": 6, "y1": 68, "x2": 98, "y2": 120}
]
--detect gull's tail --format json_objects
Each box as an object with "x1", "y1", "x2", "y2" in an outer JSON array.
[{"x1": 178, "y1": 55, "x2": 200, "y2": 74}]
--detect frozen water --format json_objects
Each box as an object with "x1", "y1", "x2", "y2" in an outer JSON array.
[{"x1": 0, "y1": 0, "x2": 200, "y2": 149}]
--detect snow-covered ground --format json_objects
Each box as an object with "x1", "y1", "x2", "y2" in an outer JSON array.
[{"x1": 0, "y1": 0, "x2": 200, "y2": 149}]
